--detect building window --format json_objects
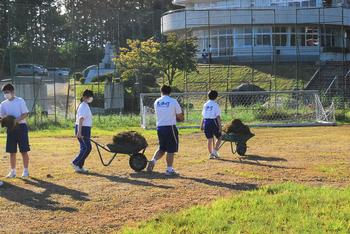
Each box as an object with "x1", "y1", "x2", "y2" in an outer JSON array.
[
  {"x1": 321, "y1": 27, "x2": 336, "y2": 47},
  {"x1": 273, "y1": 26, "x2": 288, "y2": 46},
  {"x1": 291, "y1": 26, "x2": 319, "y2": 46},
  {"x1": 254, "y1": 27, "x2": 272, "y2": 46},
  {"x1": 235, "y1": 27, "x2": 252, "y2": 47},
  {"x1": 305, "y1": 27, "x2": 319, "y2": 46},
  {"x1": 195, "y1": 27, "x2": 235, "y2": 57}
]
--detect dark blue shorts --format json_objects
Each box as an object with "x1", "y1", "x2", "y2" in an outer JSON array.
[
  {"x1": 204, "y1": 119, "x2": 221, "y2": 139},
  {"x1": 157, "y1": 125, "x2": 179, "y2": 153},
  {"x1": 6, "y1": 124, "x2": 30, "y2": 153}
]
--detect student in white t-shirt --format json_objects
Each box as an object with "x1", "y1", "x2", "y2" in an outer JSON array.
[
  {"x1": 71, "y1": 89, "x2": 94, "y2": 173},
  {"x1": 0, "y1": 84, "x2": 30, "y2": 178},
  {"x1": 147, "y1": 85, "x2": 184, "y2": 176},
  {"x1": 201, "y1": 90, "x2": 222, "y2": 159}
]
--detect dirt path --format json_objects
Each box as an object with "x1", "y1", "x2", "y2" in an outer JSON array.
[{"x1": 0, "y1": 126, "x2": 349, "y2": 233}]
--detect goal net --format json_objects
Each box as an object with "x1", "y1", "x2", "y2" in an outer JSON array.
[{"x1": 140, "y1": 90, "x2": 335, "y2": 129}]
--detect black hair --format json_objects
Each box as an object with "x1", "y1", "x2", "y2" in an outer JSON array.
[
  {"x1": 82, "y1": 89, "x2": 93, "y2": 97},
  {"x1": 80, "y1": 89, "x2": 93, "y2": 102},
  {"x1": 2, "y1": 83, "x2": 14, "y2": 92},
  {"x1": 161, "y1": 85, "x2": 171, "y2": 95},
  {"x1": 208, "y1": 90, "x2": 218, "y2": 100}
]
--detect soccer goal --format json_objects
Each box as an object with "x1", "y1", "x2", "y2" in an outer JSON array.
[{"x1": 140, "y1": 90, "x2": 336, "y2": 129}]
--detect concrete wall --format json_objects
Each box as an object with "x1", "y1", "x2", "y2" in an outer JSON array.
[
  {"x1": 320, "y1": 52, "x2": 350, "y2": 61},
  {"x1": 162, "y1": 8, "x2": 350, "y2": 33},
  {"x1": 104, "y1": 83, "x2": 124, "y2": 110}
]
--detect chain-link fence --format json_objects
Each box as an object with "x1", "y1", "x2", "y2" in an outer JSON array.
[
  {"x1": 140, "y1": 90, "x2": 335, "y2": 129},
  {"x1": 0, "y1": 2, "x2": 349, "y2": 128}
]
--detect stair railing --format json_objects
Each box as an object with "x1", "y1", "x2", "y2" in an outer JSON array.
[
  {"x1": 324, "y1": 75, "x2": 337, "y2": 95},
  {"x1": 304, "y1": 67, "x2": 320, "y2": 89},
  {"x1": 345, "y1": 69, "x2": 350, "y2": 80}
]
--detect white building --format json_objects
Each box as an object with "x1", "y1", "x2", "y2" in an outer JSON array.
[{"x1": 161, "y1": 0, "x2": 350, "y2": 63}]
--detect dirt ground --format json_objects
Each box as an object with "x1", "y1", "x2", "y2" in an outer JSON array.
[{"x1": 0, "y1": 126, "x2": 349, "y2": 233}]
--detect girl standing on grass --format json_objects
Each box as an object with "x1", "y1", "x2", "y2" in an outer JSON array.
[{"x1": 71, "y1": 89, "x2": 94, "y2": 173}]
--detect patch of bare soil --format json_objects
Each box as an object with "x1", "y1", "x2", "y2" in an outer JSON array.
[{"x1": 0, "y1": 126, "x2": 349, "y2": 233}]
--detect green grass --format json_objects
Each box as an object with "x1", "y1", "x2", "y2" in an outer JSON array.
[
  {"x1": 9, "y1": 114, "x2": 200, "y2": 137},
  {"x1": 173, "y1": 64, "x2": 316, "y2": 92},
  {"x1": 121, "y1": 183, "x2": 350, "y2": 234}
]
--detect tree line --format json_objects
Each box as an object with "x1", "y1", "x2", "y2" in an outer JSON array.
[{"x1": 0, "y1": 0, "x2": 179, "y2": 76}]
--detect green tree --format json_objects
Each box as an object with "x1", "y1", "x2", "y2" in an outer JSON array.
[
  {"x1": 115, "y1": 34, "x2": 198, "y2": 89},
  {"x1": 158, "y1": 33, "x2": 198, "y2": 86},
  {"x1": 115, "y1": 38, "x2": 160, "y2": 92}
]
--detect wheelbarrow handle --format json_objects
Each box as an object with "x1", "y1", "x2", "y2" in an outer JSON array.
[{"x1": 89, "y1": 138, "x2": 118, "y2": 166}]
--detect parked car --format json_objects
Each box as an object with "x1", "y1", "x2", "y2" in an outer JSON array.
[
  {"x1": 15, "y1": 64, "x2": 48, "y2": 76},
  {"x1": 61, "y1": 67, "x2": 71, "y2": 74},
  {"x1": 47, "y1": 67, "x2": 70, "y2": 77},
  {"x1": 46, "y1": 67, "x2": 70, "y2": 83}
]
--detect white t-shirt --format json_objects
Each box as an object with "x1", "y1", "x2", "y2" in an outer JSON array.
[
  {"x1": 0, "y1": 97, "x2": 29, "y2": 124},
  {"x1": 154, "y1": 95, "x2": 182, "y2": 127},
  {"x1": 76, "y1": 102, "x2": 93, "y2": 127},
  {"x1": 202, "y1": 100, "x2": 221, "y2": 119}
]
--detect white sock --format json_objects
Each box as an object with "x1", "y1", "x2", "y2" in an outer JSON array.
[
  {"x1": 11, "y1": 169, "x2": 16, "y2": 174},
  {"x1": 167, "y1": 166, "x2": 173, "y2": 171},
  {"x1": 212, "y1": 150, "x2": 217, "y2": 154},
  {"x1": 23, "y1": 168, "x2": 29, "y2": 172}
]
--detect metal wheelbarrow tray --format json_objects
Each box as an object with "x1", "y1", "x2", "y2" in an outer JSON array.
[
  {"x1": 89, "y1": 138, "x2": 148, "y2": 172},
  {"x1": 218, "y1": 132, "x2": 255, "y2": 156}
]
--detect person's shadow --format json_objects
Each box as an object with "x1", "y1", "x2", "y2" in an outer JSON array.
[
  {"x1": 88, "y1": 172, "x2": 174, "y2": 189},
  {"x1": 0, "y1": 178, "x2": 89, "y2": 212},
  {"x1": 242, "y1": 155, "x2": 287, "y2": 162},
  {"x1": 217, "y1": 157, "x2": 302, "y2": 170},
  {"x1": 130, "y1": 172, "x2": 258, "y2": 191}
]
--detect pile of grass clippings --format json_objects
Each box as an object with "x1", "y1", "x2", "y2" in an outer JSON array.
[
  {"x1": 224, "y1": 119, "x2": 252, "y2": 135},
  {"x1": 112, "y1": 131, "x2": 148, "y2": 149},
  {"x1": 1, "y1": 116, "x2": 17, "y2": 131}
]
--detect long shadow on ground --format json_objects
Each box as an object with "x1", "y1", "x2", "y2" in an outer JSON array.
[
  {"x1": 0, "y1": 177, "x2": 89, "y2": 212},
  {"x1": 217, "y1": 158, "x2": 303, "y2": 170},
  {"x1": 130, "y1": 172, "x2": 258, "y2": 191},
  {"x1": 243, "y1": 155, "x2": 287, "y2": 162},
  {"x1": 87, "y1": 172, "x2": 174, "y2": 189}
]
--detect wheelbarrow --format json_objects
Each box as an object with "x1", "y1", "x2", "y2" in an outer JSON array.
[
  {"x1": 218, "y1": 132, "x2": 255, "y2": 156},
  {"x1": 89, "y1": 138, "x2": 148, "y2": 172}
]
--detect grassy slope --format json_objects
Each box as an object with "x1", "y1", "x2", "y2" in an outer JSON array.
[
  {"x1": 173, "y1": 64, "x2": 316, "y2": 92},
  {"x1": 121, "y1": 183, "x2": 350, "y2": 234}
]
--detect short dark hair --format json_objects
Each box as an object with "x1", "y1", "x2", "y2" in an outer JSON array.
[
  {"x1": 2, "y1": 83, "x2": 14, "y2": 92},
  {"x1": 161, "y1": 85, "x2": 171, "y2": 95},
  {"x1": 82, "y1": 89, "x2": 93, "y2": 98},
  {"x1": 208, "y1": 90, "x2": 218, "y2": 100}
]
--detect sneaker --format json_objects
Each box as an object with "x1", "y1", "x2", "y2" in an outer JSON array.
[
  {"x1": 209, "y1": 154, "x2": 216, "y2": 159},
  {"x1": 71, "y1": 162, "x2": 83, "y2": 173},
  {"x1": 6, "y1": 170, "x2": 16, "y2": 178},
  {"x1": 0, "y1": 181, "x2": 3, "y2": 187},
  {"x1": 212, "y1": 151, "x2": 220, "y2": 158},
  {"x1": 81, "y1": 167, "x2": 89, "y2": 173},
  {"x1": 165, "y1": 168, "x2": 179, "y2": 176},
  {"x1": 22, "y1": 170, "x2": 29, "y2": 178},
  {"x1": 147, "y1": 160, "x2": 155, "y2": 172}
]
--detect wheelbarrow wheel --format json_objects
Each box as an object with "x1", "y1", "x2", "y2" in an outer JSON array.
[
  {"x1": 129, "y1": 153, "x2": 148, "y2": 172},
  {"x1": 236, "y1": 143, "x2": 247, "y2": 156}
]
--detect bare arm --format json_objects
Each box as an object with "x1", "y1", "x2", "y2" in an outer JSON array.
[
  {"x1": 200, "y1": 118, "x2": 204, "y2": 131},
  {"x1": 16, "y1": 113, "x2": 29, "y2": 123},
  {"x1": 217, "y1": 116, "x2": 222, "y2": 133},
  {"x1": 76, "y1": 117, "x2": 84, "y2": 138}
]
